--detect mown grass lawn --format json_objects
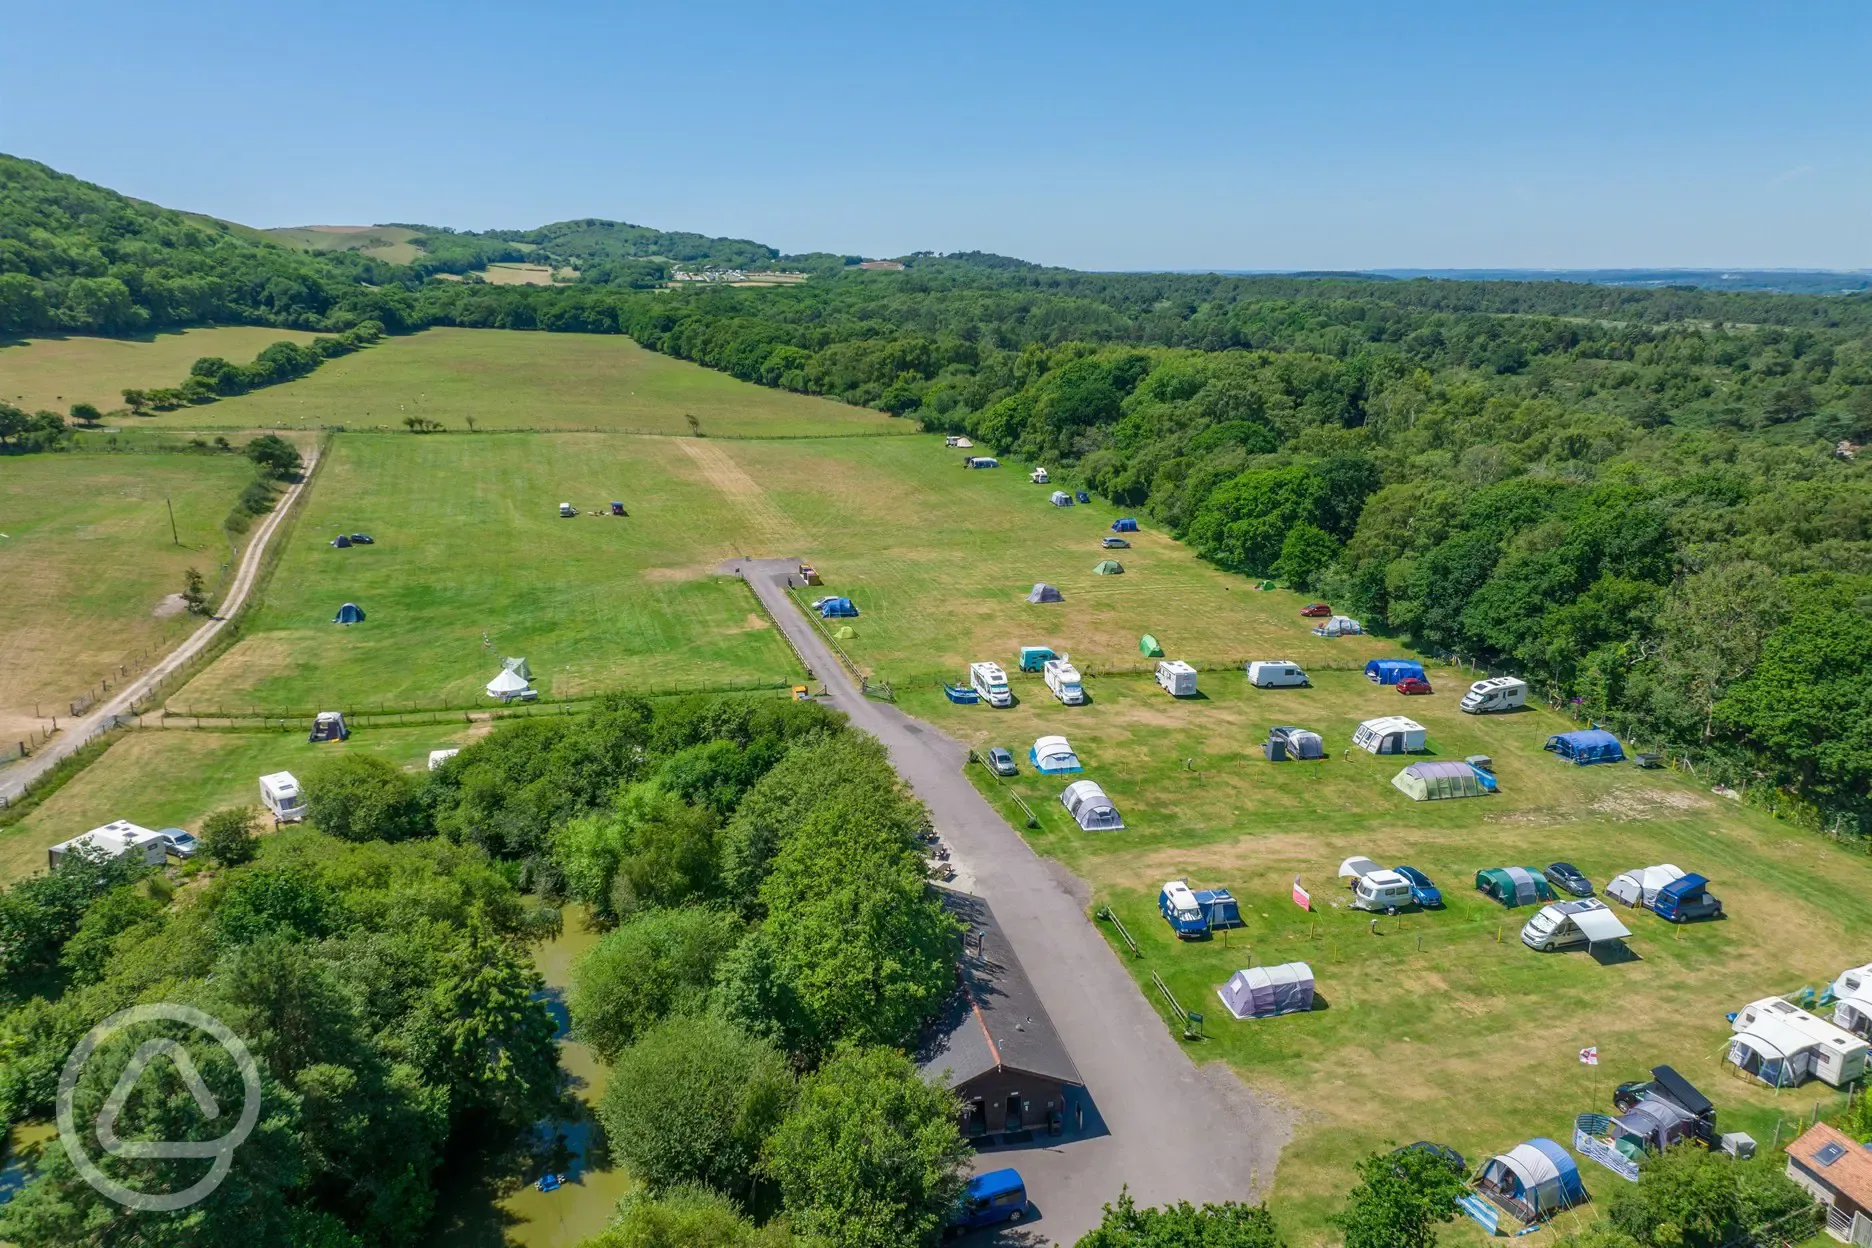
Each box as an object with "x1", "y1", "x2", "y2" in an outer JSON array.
[
  {"x1": 169, "y1": 432, "x2": 801, "y2": 713},
  {"x1": 694, "y1": 434, "x2": 1393, "y2": 680},
  {"x1": 0, "y1": 327, "x2": 322, "y2": 414},
  {"x1": 0, "y1": 448, "x2": 262, "y2": 744},
  {"x1": 904, "y1": 670, "x2": 1872, "y2": 1243},
  {"x1": 0, "y1": 723, "x2": 466, "y2": 884},
  {"x1": 129, "y1": 328, "x2": 908, "y2": 436}
]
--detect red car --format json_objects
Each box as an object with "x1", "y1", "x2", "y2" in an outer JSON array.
[
  {"x1": 1300, "y1": 603, "x2": 1332, "y2": 618},
  {"x1": 1397, "y1": 677, "x2": 1434, "y2": 695}
]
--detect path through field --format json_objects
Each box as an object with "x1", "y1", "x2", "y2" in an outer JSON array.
[
  {"x1": 735, "y1": 558, "x2": 1286, "y2": 1245},
  {"x1": 679, "y1": 438, "x2": 798, "y2": 555},
  {"x1": 0, "y1": 446, "x2": 320, "y2": 806}
]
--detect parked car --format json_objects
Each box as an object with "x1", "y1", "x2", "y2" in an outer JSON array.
[
  {"x1": 1300, "y1": 603, "x2": 1333, "y2": 618},
  {"x1": 349, "y1": 533, "x2": 374, "y2": 544},
  {"x1": 1654, "y1": 873, "x2": 1722, "y2": 922},
  {"x1": 1396, "y1": 676, "x2": 1434, "y2": 695},
  {"x1": 1101, "y1": 536, "x2": 1131, "y2": 548},
  {"x1": 158, "y1": 828, "x2": 199, "y2": 859},
  {"x1": 986, "y1": 747, "x2": 1018, "y2": 777},
  {"x1": 948, "y1": 1169, "x2": 1027, "y2": 1234},
  {"x1": 1544, "y1": 862, "x2": 1594, "y2": 897},
  {"x1": 1391, "y1": 1141, "x2": 1466, "y2": 1174},
  {"x1": 1393, "y1": 865, "x2": 1443, "y2": 908}
]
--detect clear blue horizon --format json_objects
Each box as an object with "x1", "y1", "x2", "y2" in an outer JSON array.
[{"x1": 4, "y1": 0, "x2": 1868, "y2": 271}]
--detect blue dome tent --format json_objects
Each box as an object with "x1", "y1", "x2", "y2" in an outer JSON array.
[
  {"x1": 333, "y1": 602, "x2": 365, "y2": 625},
  {"x1": 1111, "y1": 518, "x2": 1139, "y2": 532},
  {"x1": 816, "y1": 597, "x2": 859, "y2": 618},
  {"x1": 1365, "y1": 658, "x2": 1426, "y2": 685}
]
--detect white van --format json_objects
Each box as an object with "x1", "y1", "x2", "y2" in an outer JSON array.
[
  {"x1": 1029, "y1": 466, "x2": 1050, "y2": 484},
  {"x1": 1155, "y1": 660, "x2": 1198, "y2": 698},
  {"x1": 1461, "y1": 676, "x2": 1528, "y2": 714},
  {"x1": 259, "y1": 771, "x2": 306, "y2": 822},
  {"x1": 969, "y1": 661, "x2": 1013, "y2": 708},
  {"x1": 1521, "y1": 899, "x2": 1631, "y2": 951},
  {"x1": 1044, "y1": 657, "x2": 1084, "y2": 705},
  {"x1": 1246, "y1": 660, "x2": 1309, "y2": 688},
  {"x1": 1338, "y1": 857, "x2": 1412, "y2": 912}
]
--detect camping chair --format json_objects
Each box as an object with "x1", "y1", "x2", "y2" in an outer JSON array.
[{"x1": 1795, "y1": 986, "x2": 1816, "y2": 1008}]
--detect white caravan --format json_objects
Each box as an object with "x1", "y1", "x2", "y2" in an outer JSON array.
[
  {"x1": 1044, "y1": 657, "x2": 1085, "y2": 705},
  {"x1": 1155, "y1": 659, "x2": 1198, "y2": 698},
  {"x1": 1460, "y1": 676, "x2": 1529, "y2": 714},
  {"x1": 969, "y1": 661, "x2": 1013, "y2": 708},
  {"x1": 48, "y1": 821, "x2": 168, "y2": 871},
  {"x1": 1246, "y1": 660, "x2": 1309, "y2": 688},
  {"x1": 259, "y1": 771, "x2": 306, "y2": 823}
]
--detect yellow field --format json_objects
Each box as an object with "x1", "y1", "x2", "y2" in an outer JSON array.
[
  {"x1": 0, "y1": 327, "x2": 321, "y2": 414},
  {"x1": 262, "y1": 224, "x2": 425, "y2": 265},
  {"x1": 477, "y1": 263, "x2": 573, "y2": 285}
]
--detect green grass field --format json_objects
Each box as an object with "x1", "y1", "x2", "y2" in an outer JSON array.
[
  {"x1": 0, "y1": 723, "x2": 470, "y2": 883},
  {"x1": 262, "y1": 224, "x2": 426, "y2": 265},
  {"x1": 0, "y1": 449, "x2": 262, "y2": 743},
  {"x1": 903, "y1": 671, "x2": 1872, "y2": 1242},
  {"x1": 130, "y1": 328, "x2": 907, "y2": 435},
  {"x1": 693, "y1": 434, "x2": 1393, "y2": 678},
  {"x1": 0, "y1": 327, "x2": 321, "y2": 414},
  {"x1": 169, "y1": 433, "x2": 801, "y2": 712}
]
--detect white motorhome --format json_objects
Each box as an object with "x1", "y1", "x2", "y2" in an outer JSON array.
[
  {"x1": 259, "y1": 771, "x2": 306, "y2": 823},
  {"x1": 1029, "y1": 466, "x2": 1050, "y2": 484},
  {"x1": 1044, "y1": 657, "x2": 1085, "y2": 705},
  {"x1": 1155, "y1": 659, "x2": 1198, "y2": 698},
  {"x1": 1729, "y1": 997, "x2": 1869, "y2": 1088},
  {"x1": 47, "y1": 821, "x2": 168, "y2": 871},
  {"x1": 1460, "y1": 676, "x2": 1528, "y2": 714},
  {"x1": 1337, "y1": 856, "x2": 1413, "y2": 912},
  {"x1": 1521, "y1": 899, "x2": 1632, "y2": 951},
  {"x1": 427, "y1": 749, "x2": 461, "y2": 772},
  {"x1": 1246, "y1": 660, "x2": 1309, "y2": 688},
  {"x1": 969, "y1": 661, "x2": 1013, "y2": 708}
]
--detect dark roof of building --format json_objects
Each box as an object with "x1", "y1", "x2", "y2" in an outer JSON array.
[
  {"x1": 916, "y1": 890, "x2": 1083, "y2": 1091},
  {"x1": 1788, "y1": 1123, "x2": 1872, "y2": 1209}
]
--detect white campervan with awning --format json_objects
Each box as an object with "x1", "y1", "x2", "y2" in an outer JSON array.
[
  {"x1": 1352, "y1": 716, "x2": 1426, "y2": 755},
  {"x1": 47, "y1": 821, "x2": 168, "y2": 871},
  {"x1": 1605, "y1": 864, "x2": 1685, "y2": 908},
  {"x1": 1338, "y1": 857, "x2": 1412, "y2": 911},
  {"x1": 1521, "y1": 899, "x2": 1632, "y2": 952},
  {"x1": 259, "y1": 771, "x2": 306, "y2": 823},
  {"x1": 1728, "y1": 996, "x2": 1869, "y2": 1088},
  {"x1": 1831, "y1": 963, "x2": 1872, "y2": 1040}
]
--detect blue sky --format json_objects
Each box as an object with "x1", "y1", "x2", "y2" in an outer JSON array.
[{"x1": 3, "y1": 0, "x2": 1867, "y2": 270}]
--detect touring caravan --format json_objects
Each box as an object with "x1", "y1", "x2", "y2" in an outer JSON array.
[
  {"x1": 1728, "y1": 997, "x2": 1869, "y2": 1088},
  {"x1": 259, "y1": 771, "x2": 306, "y2": 823},
  {"x1": 47, "y1": 821, "x2": 168, "y2": 871},
  {"x1": 1155, "y1": 660, "x2": 1198, "y2": 698},
  {"x1": 1461, "y1": 677, "x2": 1529, "y2": 714},
  {"x1": 1352, "y1": 716, "x2": 1426, "y2": 755},
  {"x1": 969, "y1": 661, "x2": 1013, "y2": 708},
  {"x1": 1044, "y1": 657, "x2": 1085, "y2": 706},
  {"x1": 1831, "y1": 964, "x2": 1872, "y2": 1040},
  {"x1": 1246, "y1": 660, "x2": 1309, "y2": 688},
  {"x1": 1338, "y1": 856, "x2": 1414, "y2": 912}
]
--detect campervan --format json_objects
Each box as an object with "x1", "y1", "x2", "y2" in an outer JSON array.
[
  {"x1": 969, "y1": 661, "x2": 1013, "y2": 708},
  {"x1": 1246, "y1": 660, "x2": 1309, "y2": 688},
  {"x1": 1155, "y1": 660, "x2": 1198, "y2": 698},
  {"x1": 1461, "y1": 676, "x2": 1528, "y2": 714},
  {"x1": 1044, "y1": 657, "x2": 1085, "y2": 706},
  {"x1": 1338, "y1": 857, "x2": 1414, "y2": 912},
  {"x1": 259, "y1": 771, "x2": 306, "y2": 823},
  {"x1": 1521, "y1": 899, "x2": 1632, "y2": 951},
  {"x1": 1029, "y1": 467, "x2": 1050, "y2": 484},
  {"x1": 1159, "y1": 880, "x2": 1208, "y2": 937}
]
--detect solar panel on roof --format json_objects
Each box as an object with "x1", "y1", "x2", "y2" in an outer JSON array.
[{"x1": 1816, "y1": 1141, "x2": 1848, "y2": 1166}]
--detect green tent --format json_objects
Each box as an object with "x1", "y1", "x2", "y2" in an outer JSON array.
[
  {"x1": 833, "y1": 625, "x2": 856, "y2": 639},
  {"x1": 1474, "y1": 866, "x2": 1555, "y2": 908},
  {"x1": 1093, "y1": 559, "x2": 1124, "y2": 575},
  {"x1": 1139, "y1": 633, "x2": 1163, "y2": 657}
]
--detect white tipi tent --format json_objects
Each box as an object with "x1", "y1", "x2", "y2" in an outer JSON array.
[{"x1": 486, "y1": 667, "x2": 531, "y2": 699}]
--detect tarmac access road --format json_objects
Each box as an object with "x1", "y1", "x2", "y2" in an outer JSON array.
[
  {"x1": 734, "y1": 559, "x2": 1289, "y2": 1247},
  {"x1": 0, "y1": 445, "x2": 322, "y2": 806}
]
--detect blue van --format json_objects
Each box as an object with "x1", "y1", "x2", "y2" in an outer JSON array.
[
  {"x1": 950, "y1": 1168, "x2": 1027, "y2": 1233},
  {"x1": 1653, "y1": 873, "x2": 1722, "y2": 922}
]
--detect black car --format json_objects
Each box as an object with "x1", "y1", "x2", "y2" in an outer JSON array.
[
  {"x1": 986, "y1": 747, "x2": 1017, "y2": 777},
  {"x1": 349, "y1": 533, "x2": 375, "y2": 544},
  {"x1": 1391, "y1": 1142, "x2": 1466, "y2": 1174},
  {"x1": 1544, "y1": 862, "x2": 1593, "y2": 897}
]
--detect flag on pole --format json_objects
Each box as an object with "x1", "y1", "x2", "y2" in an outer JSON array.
[
  {"x1": 1292, "y1": 875, "x2": 1311, "y2": 911},
  {"x1": 1579, "y1": 1046, "x2": 1599, "y2": 1065}
]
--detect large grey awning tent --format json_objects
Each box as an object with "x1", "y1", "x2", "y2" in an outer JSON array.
[
  {"x1": 1392, "y1": 760, "x2": 1494, "y2": 800},
  {"x1": 333, "y1": 602, "x2": 364, "y2": 625},
  {"x1": 1027, "y1": 583, "x2": 1064, "y2": 603},
  {"x1": 1218, "y1": 962, "x2": 1314, "y2": 1020},
  {"x1": 1059, "y1": 779, "x2": 1124, "y2": 830}
]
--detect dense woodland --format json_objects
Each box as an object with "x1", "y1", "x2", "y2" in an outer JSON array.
[{"x1": 5, "y1": 152, "x2": 1871, "y2": 832}]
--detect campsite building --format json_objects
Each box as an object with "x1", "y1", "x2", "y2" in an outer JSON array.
[
  {"x1": 1060, "y1": 780, "x2": 1123, "y2": 830},
  {"x1": 1832, "y1": 964, "x2": 1872, "y2": 1040},
  {"x1": 1784, "y1": 1122, "x2": 1872, "y2": 1243},
  {"x1": 47, "y1": 821, "x2": 168, "y2": 871},
  {"x1": 1352, "y1": 716, "x2": 1426, "y2": 755},
  {"x1": 917, "y1": 891, "x2": 1085, "y2": 1139},
  {"x1": 1392, "y1": 760, "x2": 1495, "y2": 800},
  {"x1": 1728, "y1": 997, "x2": 1869, "y2": 1088}
]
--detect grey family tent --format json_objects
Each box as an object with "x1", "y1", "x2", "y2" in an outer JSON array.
[
  {"x1": 1059, "y1": 779, "x2": 1124, "y2": 830},
  {"x1": 1218, "y1": 962, "x2": 1314, "y2": 1020},
  {"x1": 1605, "y1": 864, "x2": 1685, "y2": 907},
  {"x1": 1139, "y1": 633, "x2": 1163, "y2": 657},
  {"x1": 1476, "y1": 1139, "x2": 1587, "y2": 1222},
  {"x1": 1610, "y1": 1097, "x2": 1699, "y2": 1155},
  {"x1": 1393, "y1": 760, "x2": 1496, "y2": 800},
  {"x1": 1365, "y1": 658, "x2": 1426, "y2": 685},
  {"x1": 1112, "y1": 517, "x2": 1139, "y2": 533},
  {"x1": 1027, "y1": 583, "x2": 1064, "y2": 604},
  {"x1": 333, "y1": 602, "x2": 365, "y2": 625},
  {"x1": 1476, "y1": 866, "x2": 1556, "y2": 907},
  {"x1": 1546, "y1": 729, "x2": 1625, "y2": 765},
  {"x1": 1050, "y1": 490, "x2": 1074, "y2": 506},
  {"x1": 1092, "y1": 559, "x2": 1124, "y2": 575},
  {"x1": 1268, "y1": 726, "x2": 1325, "y2": 761}
]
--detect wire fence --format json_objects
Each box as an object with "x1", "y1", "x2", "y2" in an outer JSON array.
[{"x1": 161, "y1": 678, "x2": 799, "y2": 728}]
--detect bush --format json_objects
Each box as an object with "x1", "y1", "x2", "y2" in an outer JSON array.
[
  {"x1": 588, "y1": 1184, "x2": 793, "y2": 1248},
  {"x1": 568, "y1": 906, "x2": 744, "y2": 1062},
  {"x1": 303, "y1": 755, "x2": 426, "y2": 842},
  {"x1": 200, "y1": 805, "x2": 260, "y2": 865}
]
